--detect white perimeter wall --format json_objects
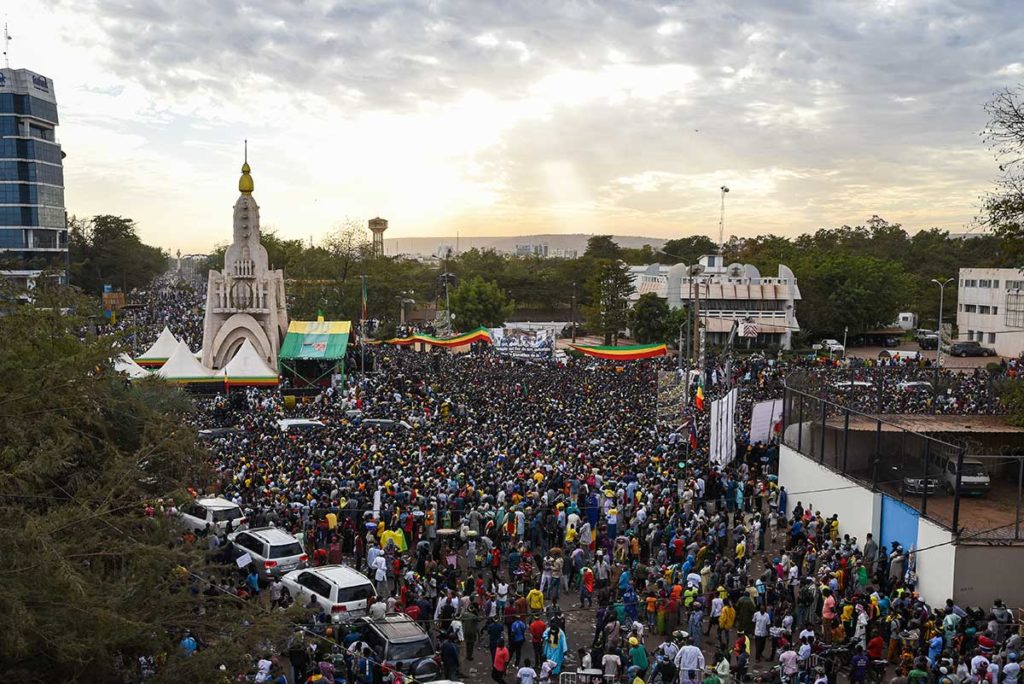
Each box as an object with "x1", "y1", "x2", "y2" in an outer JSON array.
[
  {"x1": 915, "y1": 517, "x2": 956, "y2": 605},
  {"x1": 779, "y1": 444, "x2": 881, "y2": 542}
]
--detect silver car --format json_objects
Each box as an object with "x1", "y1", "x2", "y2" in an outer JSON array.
[{"x1": 229, "y1": 527, "x2": 308, "y2": 581}]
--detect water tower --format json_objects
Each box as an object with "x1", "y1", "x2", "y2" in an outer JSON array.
[{"x1": 369, "y1": 217, "x2": 388, "y2": 257}]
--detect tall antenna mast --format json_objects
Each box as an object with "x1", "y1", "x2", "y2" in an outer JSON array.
[
  {"x1": 244, "y1": 138, "x2": 248, "y2": 164},
  {"x1": 3, "y1": 22, "x2": 12, "y2": 69}
]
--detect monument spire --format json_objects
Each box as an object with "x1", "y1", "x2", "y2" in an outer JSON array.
[{"x1": 239, "y1": 140, "x2": 254, "y2": 194}]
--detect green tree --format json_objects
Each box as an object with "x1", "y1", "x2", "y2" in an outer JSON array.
[
  {"x1": 982, "y1": 86, "x2": 1024, "y2": 262},
  {"x1": 0, "y1": 289, "x2": 290, "y2": 681},
  {"x1": 448, "y1": 275, "x2": 514, "y2": 330},
  {"x1": 630, "y1": 291, "x2": 670, "y2": 343},
  {"x1": 584, "y1": 235, "x2": 623, "y2": 261},
  {"x1": 1000, "y1": 379, "x2": 1024, "y2": 428},
  {"x1": 661, "y1": 235, "x2": 717, "y2": 264},
  {"x1": 68, "y1": 215, "x2": 168, "y2": 294},
  {"x1": 583, "y1": 260, "x2": 635, "y2": 345}
]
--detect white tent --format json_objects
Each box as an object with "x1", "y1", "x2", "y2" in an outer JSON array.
[
  {"x1": 114, "y1": 353, "x2": 151, "y2": 379},
  {"x1": 156, "y1": 341, "x2": 219, "y2": 384},
  {"x1": 135, "y1": 327, "x2": 179, "y2": 368},
  {"x1": 221, "y1": 339, "x2": 279, "y2": 386}
]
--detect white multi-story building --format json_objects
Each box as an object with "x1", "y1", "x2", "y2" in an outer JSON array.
[
  {"x1": 628, "y1": 253, "x2": 802, "y2": 349},
  {"x1": 956, "y1": 268, "x2": 1024, "y2": 356}
]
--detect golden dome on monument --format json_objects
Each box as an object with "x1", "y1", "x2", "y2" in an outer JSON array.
[{"x1": 239, "y1": 161, "x2": 254, "y2": 194}]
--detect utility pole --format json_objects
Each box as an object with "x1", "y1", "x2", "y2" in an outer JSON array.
[
  {"x1": 360, "y1": 274, "x2": 368, "y2": 374},
  {"x1": 571, "y1": 281, "x2": 577, "y2": 343},
  {"x1": 718, "y1": 185, "x2": 730, "y2": 254}
]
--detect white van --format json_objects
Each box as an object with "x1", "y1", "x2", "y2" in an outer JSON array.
[{"x1": 936, "y1": 456, "x2": 991, "y2": 496}]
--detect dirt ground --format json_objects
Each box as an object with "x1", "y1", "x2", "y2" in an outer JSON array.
[{"x1": 845, "y1": 344, "x2": 1001, "y2": 370}]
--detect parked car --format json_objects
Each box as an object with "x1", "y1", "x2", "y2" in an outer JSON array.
[
  {"x1": 280, "y1": 565, "x2": 377, "y2": 623},
  {"x1": 949, "y1": 341, "x2": 997, "y2": 357},
  {"x1": 179, "y1": 496, "x2": 248, "y2": 534},
  {"x1": 198, "y1": 426, "x2": 244, "y2": 440},
  {"x1": 277, "y1": 418, "x2": 326, "y2": 434},
  {"x1": 228, "y1": 527, "x2": 308, "y2": 581},
  {"x1": 877, "y1": 455, "x2": 944, "y2": 496},
  {"x1": 878, "y1": 350, "x2": 921, "y2": 361},
  {"x1": 815, "y1": 338, "x2": 845, "y2": 354},
  {"x1": 353, "y1": 614, "x2": 439, "y2": 680},
  {"x1": 880, "y1": 336, "x2": 901, "y2": 348},
  {"x1": 917, "y1": 334, "x2": 939, "y2": 350},
  {"x1": 896, "y1": 381, "x2": 933, "y2": 392}
]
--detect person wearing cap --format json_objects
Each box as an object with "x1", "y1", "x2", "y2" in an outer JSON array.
[
  {"x1": 1004, "y1": 653, "x2": 1021, "y2": 684},
  {"x1": 628, "y1": 636, "x2": 649, "y2": 680}
]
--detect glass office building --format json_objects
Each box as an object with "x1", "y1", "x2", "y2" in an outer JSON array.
[{"x1": 0, "y1": 68, "x2": 66, "y2": 287}]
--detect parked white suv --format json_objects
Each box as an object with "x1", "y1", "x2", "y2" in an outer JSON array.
[
  {"x1": 179, "y1": 497, "x2": 247, "y2": 534},
  {"x1": 229, "y1": 527, "x2": 308, "y2": 581},
  {"x1": 281, "y1": 565, "x2": 377, "y2": 623},
  {"x1": 819, "y1": 338, "x2": 845, "y2": 353}
]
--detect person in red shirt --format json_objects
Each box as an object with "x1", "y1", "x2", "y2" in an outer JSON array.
[
  {"x1": 492, "y1": 639, "x2": 510, "y2": 683},
  {"x1": 867, "y1": 632, "x2": 885, "y2": 660},
  {"x1": 530, "y1": 618, "x2": 547, "y2": 667}
]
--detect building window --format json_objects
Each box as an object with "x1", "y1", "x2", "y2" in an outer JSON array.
[
  {"x1": 1007, "y1": 292, "x2": 1024, "y2": 327},
  {"x1": 993, "y1": 280, "x2": 1000, "y2": 288},
  {"x1": 993, "y1": 306, "x2": 999, "y2": 315},
  {"x1": 964, "y1": 304, "x2": 977, "y2": 313},
  {"x1": 989, "y1": 333, "x2": 996, "y2": 343},
  {"x1": 979, "y1": 279, "x2": 991, "y2": 288},
  {"x1": 968, "y1": 329, "x2": 974, "y2": 340},
  {"x1": 979, "y1": 305, "x2": 990, "y2": 314}
]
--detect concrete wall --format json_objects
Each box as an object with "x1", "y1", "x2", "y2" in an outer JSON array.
[
  {"x1": 953, "y1": 544, "x2": 1024, "y2": 610},
  {"x1": 915, "y1": 517, "x2": 956, "y2": 606},
  {"x1": 779, "y1": 444, "x2": 881, "y2": 541}
]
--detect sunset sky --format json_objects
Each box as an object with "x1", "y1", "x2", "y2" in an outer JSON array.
[{"x1": 19, "y1": 0, "x2": 1024, "y2": 252}]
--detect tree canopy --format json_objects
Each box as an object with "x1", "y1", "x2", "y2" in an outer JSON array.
[
  {"x1": 630, "y1": 292, "x2": 670, "y2": 344},
  {"x1": 448, "y1": 275, "x2": 515, "y2": 330},
  {"x1": 0, "y1": 290, "x2": 289, "y2": 682},
  {"x1": 583, "y1": 260, "x2": 635, "y2": 345},
  {"x1": 69, "y1": 215, "x2": 168, "y2": 295}
]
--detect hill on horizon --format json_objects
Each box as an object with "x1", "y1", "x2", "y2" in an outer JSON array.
[{"x1": 383, "y1": 233, "x2": 669, "y2": 257}]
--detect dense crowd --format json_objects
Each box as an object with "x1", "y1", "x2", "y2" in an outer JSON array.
[{"x1": 117, "y1": 278, "x2": 1020, "y2": 684}]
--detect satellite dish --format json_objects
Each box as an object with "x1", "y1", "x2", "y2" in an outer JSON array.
[{"x1": 728, "y1": 263, "x2": 744, "y2": 277}]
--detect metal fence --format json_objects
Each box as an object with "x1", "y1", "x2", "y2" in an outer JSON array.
[{"x1": 780, "y1": 384, "x2": 1024, "y2": 542}]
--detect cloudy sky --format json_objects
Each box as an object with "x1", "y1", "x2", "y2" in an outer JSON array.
[{"x1": 18, "y1": 0, "x2": 1024, "y2": 251}]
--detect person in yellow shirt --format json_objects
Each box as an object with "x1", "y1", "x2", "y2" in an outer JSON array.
[
  {"x1": 718, "y1": 599, "x2": 736, "y2": 649},
  {"x1": 527, "y1": 587, "x2": 545, "y2": 615},
  {"x1": 735, "y1": 538, "x2": 746, "y2": 562}
]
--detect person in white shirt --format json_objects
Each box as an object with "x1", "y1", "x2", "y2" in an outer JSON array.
[
  {"x1": 753, "y1": 609, "x2": 772, "y2": 661},
  {"x1": 602, "y1": 652, "x2": 622, "y2": 678},
  {"x1": 517, "y1": 660, "x2": 536, "y2": 684},
  {"x1": 674, "y1": 636, "x2": 706, "y2": 684}
]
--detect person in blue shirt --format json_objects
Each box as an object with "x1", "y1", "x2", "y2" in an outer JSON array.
[
  {"x1": 850, "y1": 645, "x2": 870, "y2": 683},
  {"x1": 928, "y1": 633, "x2": 944, "y2": 666},
  {"x1": 510, "y1": 617, "x2": 528, "y2": 666}
]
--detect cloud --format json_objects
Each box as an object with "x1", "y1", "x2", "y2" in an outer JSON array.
[{"x1": 11, "y1": 0, "x2": 1024, "y2": 250}]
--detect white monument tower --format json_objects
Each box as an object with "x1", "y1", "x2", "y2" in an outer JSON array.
[{"x1": 201, "y1": 145, "x2": 288, "y2": 369}]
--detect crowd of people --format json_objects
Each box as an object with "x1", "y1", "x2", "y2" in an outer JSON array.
[{"x1": 113, "y1": 278, "x2": 1021, "y2": 684}]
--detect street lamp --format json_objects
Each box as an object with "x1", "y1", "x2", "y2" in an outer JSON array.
[
  {"x1": 842, "y1": 326, "x2": 848, "y2": 360},
  {"x1": 931, "y1": 277, "x2": 954, "y2": 368},
  {"x1": 718, "y1": 185, "x2": 730, "y2": 254}
]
